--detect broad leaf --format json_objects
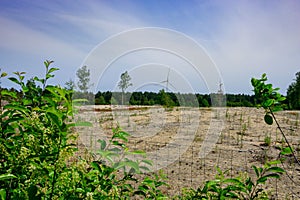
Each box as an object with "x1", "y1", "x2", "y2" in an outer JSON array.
[{"x1": 264, "y1": 114, "x2": 273, "y2": 125}]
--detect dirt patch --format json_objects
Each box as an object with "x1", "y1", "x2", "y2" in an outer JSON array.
[{"x1": 75, "y1": 106, "x2": 300, "y2": 198}]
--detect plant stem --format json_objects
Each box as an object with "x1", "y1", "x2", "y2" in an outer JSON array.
[
  {"x1": 49, "y1": 131, "x2": 63, "y2": 199},
  {"x1": 268, "y1": 108, "x2": 300, "y2": 165}
]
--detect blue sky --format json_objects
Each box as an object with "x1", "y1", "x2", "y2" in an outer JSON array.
[{"x1": 0, "y1": 0, "x2": 299, "y2": 94}]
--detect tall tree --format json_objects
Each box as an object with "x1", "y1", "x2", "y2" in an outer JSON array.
[
  {"x1": 76, "y1": 66, "x2": 90, "y2": 93},
  {"x1": 118, "y1": 71, "x2": 132, "y2": 105},
  {"x1": 287, "y1": 71, "x2": 300, "y2": 110}
]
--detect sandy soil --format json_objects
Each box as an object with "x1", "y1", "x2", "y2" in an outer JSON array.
[{"x1": 75, "y1": 106, "x2": 300, "y2": 199}]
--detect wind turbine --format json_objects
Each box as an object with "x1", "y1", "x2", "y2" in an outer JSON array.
[
  {"x1": 160, "y1": 67, "x2": 176, "y2": 92},
  {"x1": 217, "y1": 81, "x2": 224, "y2": 94}
]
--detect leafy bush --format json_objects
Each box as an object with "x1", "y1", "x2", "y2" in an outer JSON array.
[
  {"x1": 0, "y1": 61, "x2": 76, "y2": 199},
  {"x1": 0, "y1": 61, "x2": 167, "y2": 199}
]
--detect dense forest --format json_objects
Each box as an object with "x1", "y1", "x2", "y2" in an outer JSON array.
[
  {"x1": 0, "y1": 87, "x2": 283, "y2": 108},
  {"x1": 72, "y1": 90, "x2": 257, "y2": 107}
]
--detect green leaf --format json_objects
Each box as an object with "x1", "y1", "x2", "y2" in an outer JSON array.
[
  {"x1": 44, "y1": 60, "x2": 54, "y2": 68},
  {"x1": 75, "y1": 121, "x2": 93, "y2": 127},
  {"x1": 256, "y1": 176, "x2": 267, "y2": 184},
  {"x1": 124, "y1": 160, "x2": 140, "y2": 173},
  {"x1": 252, "y1": 165, "x2": 260, "y2": 177},
  {"x1": 0, "y1": 173, "x2": 17, "y2": 181},
  {"x1": 1, "y1": 90, "x2": 17, "y2": 99},
  {"x1": 46, "y1": 108, "x2": 63, "y2": 127},
  {"x1": 1, "y1": 72, "x2": 7, "y2": 77},
  {"x1": 263, "y1": 99, "x2": 274, "y2": 107},
  {"x1": 281, "y1": 147, "x2": 293, "y2": 155},
  {"x1": 139, "y1": 166, "x2": 151, "y2": 172},
  {"x1": 111, "y1": 140, "x2": 120, "y2": 147},
  {"x1": 97, "y1": 150, "x2": 118, "y2": 162},
  {"x1": 2, "y1": 116, "x2": 25, "y2": 125},
  {"x1": 22, "y1": 99, "x2": 32, "y2": 106},
  {"x1": 112, "y1": 130, "x2": 130, "y2": 142},
  {"x1": 257, "y1": 173, "x2": 280, "y2": 184},
  {"x1": 98, "y1": 139, "x2": 107, "y2": 150},
  {"x1": 0, "y1": 189, "x2": 6, "y2": 200},
  {"x1": 264, "y1": 114, "x2": 273, "y2": 125},
  {"x1": 266, "y1": 166, "x2": 285, "y2": 173},
  {"x1": 141, "y1": 159, "x2": 153, "y2": 166},
  {"x1": 91, "y1": 161, "x2": 101, "y2": 171},
  {"x1": 251, "y1": 78, "x2": 258, "y2": 87},
  {"x1": 108, "y1": 147, "x2": 121, "y2": 153},
  {"x1": 48, "y1": 67, "x2": 59, "y2": 74},
  {"x1": 8, "y1": 77, "x2": 20, "y2": 85},
  {"x1": 75, "y1": 188, "x2": 84, "y2": 193},
  {"x1": 223, "y1": 178, "x2": 244, "y2": 186},
  {"x1": 113, "y1": 161, "x2": 126, "y2": 170},
  {"x1": 278, "y1": 96, "x2": 286, "y2": 101},
  {"x1": 3, "y1": 104, "x2": 27, "y2": 114},
  {"x1": 129, "y1": 150, "x2": 146, "y2": 155},
  {"x1": 267, "y1": 160, "x2": 281, "y2": 165},
  {"x1": 46, "y1": 74, "x2": 55, "y2": 79}
]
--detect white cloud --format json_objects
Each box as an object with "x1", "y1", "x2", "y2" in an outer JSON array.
[{"x1": 201, "y1": 1, "x2": 300, "y2": 93}]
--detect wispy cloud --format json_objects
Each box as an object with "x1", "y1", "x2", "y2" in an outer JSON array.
[{"x1": 202, "y1": 1, "x2": 300, "y2": 93}]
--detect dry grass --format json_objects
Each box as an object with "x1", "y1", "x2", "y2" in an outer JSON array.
[{"x1": 74, "y1": 106, "x2": 300, "y2": 198}]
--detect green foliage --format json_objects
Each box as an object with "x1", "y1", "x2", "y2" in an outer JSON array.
[
  {"x1": 0, "y1": 66, "x2": 291, "y2": 199},
  {"x1": 251, "y1": 73, "x2": 286, "y2": 114},
  {"x1": 286, "y1": 71, "x2": 300, "y2": 110},
  {"x1": 251, "y1": 73, "x2": 300, "y2": 165},
  {"x1": 0, "y1": 61, "x2": 167, "y2": 199},
  {"x1": 94, "y1": 91, "x2": 256, "y2": 107},
  {"x1": 159, "y1": 89, "x2": 175, "y2": 108},
  {"x1": 59, "y1": 126, "x2": 167, "y2": 199},
  {"x1": 0, "y1": 61, "x2": 75, "y2": 199},
  {"x1": 181, "y1": 161, "x2": 284, "y2": 200}
]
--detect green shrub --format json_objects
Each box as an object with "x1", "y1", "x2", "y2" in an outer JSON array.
[
  {"x1": 0, "y1": 61, "x2": 167, "y2": 199},
  {"x1": 180, "y1": 161, "x2": 284, "y2": 200}
]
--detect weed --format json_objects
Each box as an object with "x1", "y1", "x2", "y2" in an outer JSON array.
[
  {"x1": 264, "y1": 135, "x2": 271, "y2": 147},
  {"x1": 181, "y1": 161, "x2": 284, "y2": 199}
]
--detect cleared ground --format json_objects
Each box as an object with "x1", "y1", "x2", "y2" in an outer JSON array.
[{"x1": 75, "y1": 106, "x2": 300, "y2": 198}]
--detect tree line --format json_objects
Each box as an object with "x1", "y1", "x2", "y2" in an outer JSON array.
[
  {"x1": 1, "y1": 65, "x2": 299, "y2": 109},
  {"x1": 70, "y1": 66, "x2": 299, "y2": 109},
  {"x1": 93, "y1": 90, "x2": 255, "y2": 107}
]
